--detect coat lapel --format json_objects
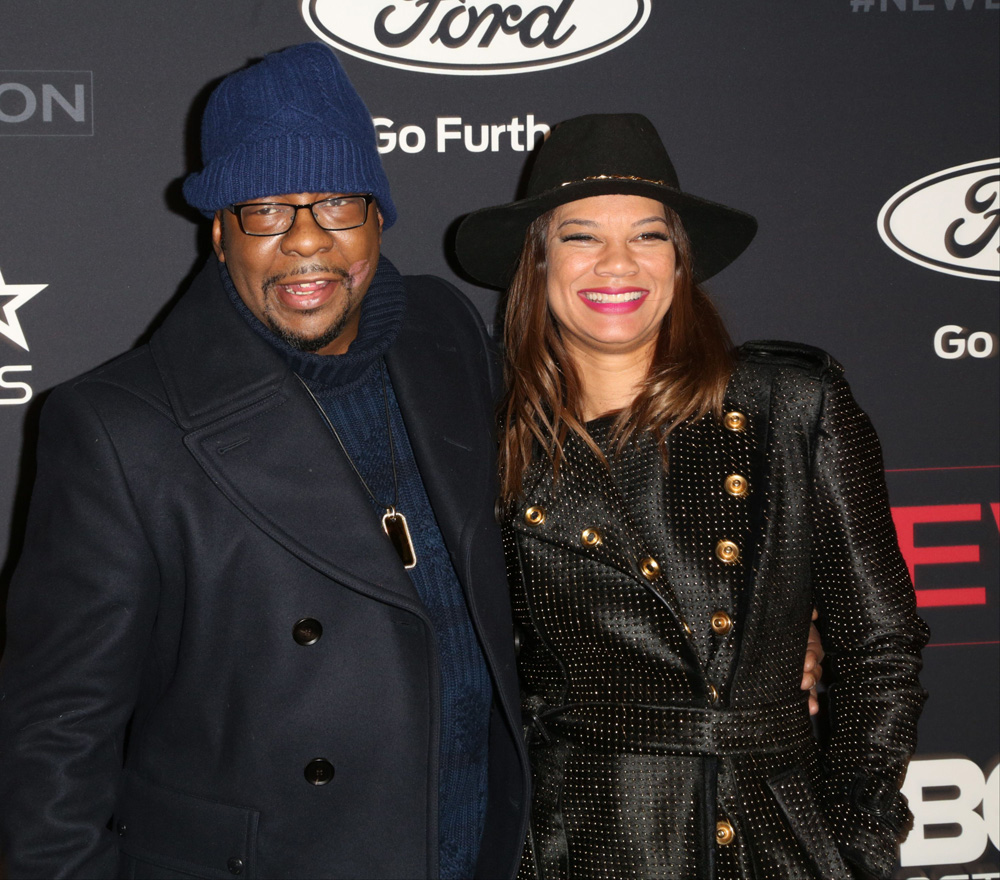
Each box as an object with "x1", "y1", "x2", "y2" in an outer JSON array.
[
  {"x1": 384, "y1": 293, "x2": 494, "y2": 585},
  {"x1": 510, "y1": 406, "x2": 765, "y2": 679},
  {"x1": 511, "y1": 431, "x2": 693, "y2": 635},
  {"x1": 149, "y1": 261, "x2": 422, "y2": 611}
]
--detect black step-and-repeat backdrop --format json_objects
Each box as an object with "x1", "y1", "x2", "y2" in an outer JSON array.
[{"x1": 2, "y1": 3, "x2": 997, "y2": 876}]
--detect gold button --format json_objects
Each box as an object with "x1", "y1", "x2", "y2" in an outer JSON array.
[
  {"x1": 708, "y1": 683, "x2": 720, "y2": 703},
  {"x1": 682, "y1": 620, "x2": 692, "y2": 635},
  {"x1": 715, "y1": 540, "x2": 740, "y2": 564},
  {"x1": 524, "y1": 506, "x2": 545, "y2": 526},
  {"x1": 724, "y1": 411, "x2": 747, "y2": 432},
  {"x1": 581, "y1": 527, "x2": 602, "y2": 547},
  {"x1": 710, "y1": 611, "x2": 733, "y2": 635},
  {"x1": 716, "y1": 820, "x2": 735, "y2": 845},
  {"x1": 724, "y1": 474, "x2": 749, "y2": 498},
  {"x1": 640, "y1": 557, "x2": 661, "y2": 580}
]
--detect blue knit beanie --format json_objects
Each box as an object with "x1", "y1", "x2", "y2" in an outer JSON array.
[{"x1": 183, "y1": 43, "x2": 396, "y2": 227}]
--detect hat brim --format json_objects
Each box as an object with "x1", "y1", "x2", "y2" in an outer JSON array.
[{"x1": 455, "y1": 179, "x2": 757, "y2": 289}]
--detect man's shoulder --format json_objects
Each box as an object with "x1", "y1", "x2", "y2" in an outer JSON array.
[
  {"x1": 52, "y1": 262, "x2": 220, "y2": 411},
  {"x1": 402, "y1": 273, "x2": 485, "y2": 326},
  {"x1": 400, "y1": 274, "x2": 494, "y2": 353},
  {"x1": 46, "y1": 344, "x2": 171, "y2": 422},
  {"x1": 396, "y1": 273, "x2": 499, "y2": 392}
]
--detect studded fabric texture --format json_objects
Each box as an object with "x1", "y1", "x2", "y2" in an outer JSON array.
[{"x1": 504, "y1": 348, "x2": 928, "y2": 880}]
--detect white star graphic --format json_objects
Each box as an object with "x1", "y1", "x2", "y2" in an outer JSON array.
[{"x1": 0, "y1": 266, "x2": 47, "y2": 352}]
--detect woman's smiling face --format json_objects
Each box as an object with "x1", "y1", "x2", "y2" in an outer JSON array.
[{"x1": 545, "y1": 194, "x2": 676, "y2": 362}]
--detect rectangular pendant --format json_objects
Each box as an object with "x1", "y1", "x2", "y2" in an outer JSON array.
[{"x1": 382, "y1": 510, "x2": 417, "y2": 569}]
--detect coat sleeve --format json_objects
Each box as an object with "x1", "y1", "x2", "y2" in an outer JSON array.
[
  {"x1": 809, "y1": 374, "x2": 929, "y2": 880},
  {"x1": 0, "y1": 383, "x2": 160, "y2": 878}
]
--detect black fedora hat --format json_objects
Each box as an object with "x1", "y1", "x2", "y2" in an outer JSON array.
[{"x1": 455, "y1": 113, "x2": 758, "y2": 289}]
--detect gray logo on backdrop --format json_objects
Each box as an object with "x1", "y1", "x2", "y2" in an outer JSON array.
[{"x1": 0, "y1": 70, "x2": 93, "y2": 136}]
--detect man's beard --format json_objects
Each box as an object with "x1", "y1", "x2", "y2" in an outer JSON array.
[{"x1": 261, "y1": 265, "x2": 358, "y2": 353}]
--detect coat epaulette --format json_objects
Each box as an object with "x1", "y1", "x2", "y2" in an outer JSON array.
[{"x1": 738, "y1": 339, "x2": 844, "y2": 379}]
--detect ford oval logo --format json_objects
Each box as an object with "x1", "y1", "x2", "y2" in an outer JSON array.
[
  {"x1": 301, "y1": 0, "x2": 651, "y2": 76},
  {"x1": 878, "y1": 159, "x2": 1000, "y2": 282}
]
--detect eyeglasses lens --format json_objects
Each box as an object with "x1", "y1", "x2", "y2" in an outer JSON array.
[
  {"x1": 313, "y1": 198, "x2": 367, "y2": 230},
  {"x1": 238, "y1": 197, "x2": 367, "y2": 235}
]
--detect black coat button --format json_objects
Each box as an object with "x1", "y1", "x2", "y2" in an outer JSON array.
[
  {"x1": 304, "y1": 757, "x2": 335, "y2": 785},
  {"x1": 227, "y1": 857, "x2": 244, "y2": 875},
  {"x1": 292, "y1": 618, "x2": 323, "y2": 645}
]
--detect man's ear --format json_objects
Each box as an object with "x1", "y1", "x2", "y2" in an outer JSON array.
[{"x1": 211, "y1": 211, "x2": 226, "y2": 262}]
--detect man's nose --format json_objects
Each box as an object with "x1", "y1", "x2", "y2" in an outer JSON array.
[{"x1": 280, "y1": 207, "x2": 335, "y2": 256}]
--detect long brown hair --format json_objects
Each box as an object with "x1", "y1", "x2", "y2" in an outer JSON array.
[{"x1": 498, "y1": 203, "x2": 734, "y2": 504}]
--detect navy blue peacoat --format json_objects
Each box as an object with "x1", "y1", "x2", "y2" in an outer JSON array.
[{"x1": 0, "y1": 260, "x2": 530, "y2": 879}]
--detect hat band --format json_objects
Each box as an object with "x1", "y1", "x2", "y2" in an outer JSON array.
[{"x1": 560, "y1": 174, "x2": 668, "y2": 187}]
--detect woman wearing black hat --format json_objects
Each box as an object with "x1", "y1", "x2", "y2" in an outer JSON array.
[{"x1": 455, "y1": 114, "x2": 927, "y2": 880}]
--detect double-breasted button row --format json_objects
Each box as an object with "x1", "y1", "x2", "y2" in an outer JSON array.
[
  {"x1": 304, "y1": 757, "x2": 335, "y2": 785},
  {"x1": 578, "y1": 524, "x2": 663, "y2": 585},
  {"x1": 718, "y1": 412, "x2": 748, "y2": 573},
  {"x1": 523, "y1": 505, "x2": 666, "y2": 584},
  {"x1": 293, "y1": 618, "x2": 323, "y2": 645}
]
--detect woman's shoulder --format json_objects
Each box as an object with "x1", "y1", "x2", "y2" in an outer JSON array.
[
  {"x1": 730, "y1": 340, "x2": 857, "y2": 430},
  {"x1": 736, "y1": 339, "x2": 844, "y2": 381}
]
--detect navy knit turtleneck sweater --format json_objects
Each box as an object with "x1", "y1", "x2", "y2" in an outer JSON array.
[{"x1": 221, "y1": 257, "x2": 491, "y2": 879}]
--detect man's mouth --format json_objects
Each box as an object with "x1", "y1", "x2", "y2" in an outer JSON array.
[
  {"x1": 282, "y1": 279, "x2": 335, "y2": 296},
  {"x1": 272, "y1": 276, "x2": 343, "y2": 310},
  {"x1": 264, "y1": 260, "x2": 371, "y2": 313}
]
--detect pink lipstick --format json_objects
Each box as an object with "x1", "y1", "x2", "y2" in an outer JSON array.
[{"x1": 577, "y1": 287, "x2": 649, "y2": 314}]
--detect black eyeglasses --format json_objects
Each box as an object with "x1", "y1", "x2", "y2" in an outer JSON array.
[{"x1": 227, "y1": 194, "x2": 374, "y2": 236}]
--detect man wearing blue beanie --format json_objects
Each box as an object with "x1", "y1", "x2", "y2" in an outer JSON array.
[{"x1": 0, "y1": 43, "x2": 529, "y2": 879}]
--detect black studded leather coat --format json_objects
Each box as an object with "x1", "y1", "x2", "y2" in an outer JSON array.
[{"x1": 503, "y1": 341, "x2": 928, "y2": 880}]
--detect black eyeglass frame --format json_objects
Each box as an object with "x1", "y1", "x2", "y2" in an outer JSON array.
[{"x1": 226, "y1": 194, "x2": 375, "y2": 236}]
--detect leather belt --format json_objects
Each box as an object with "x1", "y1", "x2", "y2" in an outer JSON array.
[{"x1": 528, "y1": 696, "x2": 813, "y2": 755}]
